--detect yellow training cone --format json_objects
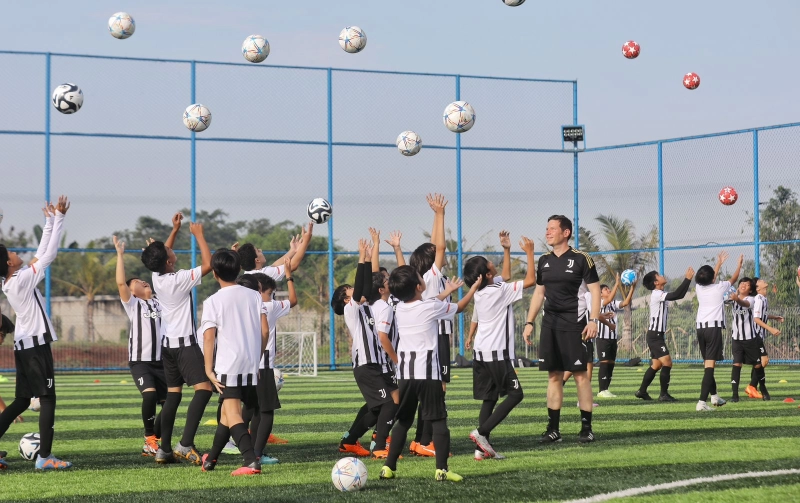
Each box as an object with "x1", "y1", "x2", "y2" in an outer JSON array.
[
  {"x1": 779, "y1": 380, "x2": 788, "y2": 384},
  {"x1": 204, "y1": 419, "x2": 218, "y2": 426},
  {"x1": 120, "y1": 380, "x2": 127, "y2": 384}
]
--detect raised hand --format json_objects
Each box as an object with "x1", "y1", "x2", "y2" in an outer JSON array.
[
  {"x1": 171, "y1": 212, "x2": 183, "y2": 229},
  {"x1": 385, "y1": 230, "x2": 402, "y2": 249},
  {"x1": 736, "y1": 254, "x2": 744, "y2": 266},
  {"x1": 426, "y1": 193, "x2": 448, "y2": 214},
  {"x1": 231, "y1": 242, "x2": 240, "y2": 251},
  {"x1": 685, "y1": 266, "x2": 695, "y2": 280},
  {"x1": 142, "y1": 237, "x2": 155, "y2": 251},
  {"x1": 357, "y1": 238, "x2": 368, "y2": 256},
  {"x1": 364, "y1": 242, "x2": 374, "y2": 260},
  {"x1": 189, "y1": 222, "x2": 204, "y2": 237},
  {"x1": 444, "y1": 276, "x2": 465, "y2": 293},
  {"x1": 55, "y1": 195, "x2": 70, "y2": 215},
  {"x1": 113, "y1": 236, "x2": 125, "y2": 255},
  {"x1": 369, "y1": 227, "x2": 381, "y2": 245},
  {"x1": 519, "y1": 236, "x2": 534, "y2": 254},
  {"x1": 284, "y1": 257, "x2": 293, "y2": 279},
  {"x1": 716, "y1": 251, "x2": 729, "y2": 266},
  {"x1": 290, "y1": 234, "x2": 301, "y2": 253},
  {"x1": 499, "y1": 230, "x2": 511, "y2": 250}
]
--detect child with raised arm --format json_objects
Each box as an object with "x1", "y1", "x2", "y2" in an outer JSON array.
[
  {"x1": 114, "y1": 235, "x2": 167, "y2": 457},
  {"x1": 595, "y1": 274, "x2": 636, "y2": 398},
  {"x1": 0, "y1": 196, "x2": 72, "y2": 471},
  {"x1": 140, "y1": 212, "x2": 213, "y2": 464},
  {"x1": 237, "y1": 223, "x2": 313, "y2": 280},
  {"x1": 728, "y1": 278, "x2": 764, "y2": 403},
  {"x1": 748, "y1": 277, "x2": 783, "y2": 400}
]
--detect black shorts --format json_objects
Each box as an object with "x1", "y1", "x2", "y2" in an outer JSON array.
[
  {"x1": 473, "y1": 359, "x2": 523, "y2": 401},
  {"x1": 353, "y1": 363, "x2": 396, "y2": 410},
  {"x1": 383, "y1": 370, "x2": 397, "y2": 387},
  {"x1": 755, "y1": 337, "x2": 768, "y2": 357},
  {"x1": 585, "y1": 340, "x2": 595, "y2": 361},
  {"x1": 646, "y1": 331, "x2": 670, "y2": 359},
  {"x1": 256, "y1": 367, "x2": 281, "y2": 412},
  {"x1": 538, "y1": 324, "x2": 589, "y2": 372},
  {"x1": 396, "y1": 379, "x2": 447, "y2": 422},
  {"x1": 129, "y1": 361, "x2": 168, "y2": 400},
  {"x1": 14, "y1": 344, "x2": 55, "y2": 399},
  {"x1": 595, "y1": 339, "x2": 618, "y2": 361},
  {"x1": 161, "y1": 345, "x2": 209, "y2": 388},
  {"x1": 732, "y1": 339, "x2": 763, "y2": 365},
  {"x1": 438, "y1": 332, "x2": 451, "y2": 383},
  {"x1": 696, "y1": 327, "x2": 724, "y2": 362},
  {"x1": 218, "y1": 384, "x2": 258, "y2": 409}
]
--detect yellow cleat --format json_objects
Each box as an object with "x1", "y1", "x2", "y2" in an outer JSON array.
[
  {"x1": 379, "y1": 466, "x2": 395, "y2": 479},
  {"x1": 435, "y1": 469, "x2": 463, "y2": 482}
]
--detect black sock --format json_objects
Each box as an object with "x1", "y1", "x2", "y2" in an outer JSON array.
[
  {"x1": 562, "y1": 379, "x2": 568, "y2": 387},
  {"x1": 758, "y1": 367, "x2": 768, "y2": 393},
  {"x1": 478, "y1": 400, "x2": 497, "y2": 441},
  {"x1": 710, "y1": 370, "x2": 717, "y2": 395},
  {"x1": 142, "y1": 391, "x2": 159, "y2": 437},
  {"x1": 547, "y1": 407, "x2": 561, "y2": 432},
  {"x1": 38, "y1": 395, "x2": 56, "y2": 459},
  {"x1": 230, "y1": 422, "x2": 257, "y2": 466},
  {"x1": 242, "y1": 405, "x2": 255, "y2": 431},
  {"x1": 640, "y1": 367, "x2": 657, "y2": 392},
  {"x1": 0, "y1": 397, "x2": 30, "y2": 438},
  {"x1": 344, "y1": 404, "x2": 369, "y2": 444},
  {"x1": 206, "y1": 424, "x2": 230, "y2": 462},
  {"x1": 342, "y1": 409, "x2": 377, "y2": 445},
  {"x1": 154, "y1": 408, "x2": 163, "y2": 439},
  {"x1": 580, "y1": 409, "x2": 592, "y2": 432},
  {"x1": 179, "y1": 389, "x2": 211, "y2": 448},
  {"x1": 250, "y1": 406, "x2": 261, "y2": 442},
  {"x1": 660, "y1": 366, "x2": 672, "y2": 395},
  {"x1": 700, "y1": 368, "x2": 714, "y2": 401},
  {"x1": 159, "y1": 392, "x2": 182, "y2": 452},
  {"x1": 216, "y1": 402, "x2": 222, "y2": 423},
  {"x1": 430, "y1": 419, "x2": 451, "y2": 471},
  {"x1": 608, "y1": 362, "x2": 616, "y2": 382},
  {"x1": 731, "y1": 366, "x2": 742, "y2": 397},
  {"x1": 373, "y1": 402, "x2": 398, "y2": 451},
  {"x1": 478, "y1": 393, "x2": 523, "y2": 436},
  {"x1": 598, "y1": 363, "x2": 610, "y2": 392},
  {"x1": 420, "y1": 414, "x2": 434, "y2": 445},
  {"x1": 386, "y1": 417, "x2": 412, "y2": 471},
  {"x1": 749, "y1": 366, "x2": 758, "y2": 388},
  {"x1": 253, "y1": 410, "x2": 274, "y2": 458}
]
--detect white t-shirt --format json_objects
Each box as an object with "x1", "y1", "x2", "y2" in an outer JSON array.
[
  {"x1": 261, "y1": 299, "x2": 292, "y2": 370},
  {"x1": 394, "y1": 298, "x2": 458, "y2": 380},
  {"x1": 422, "y1": 263, "x2": 452, "y2": 335},
  {"x1": 472, "y1": 280, "x2": 523, "y2": 362},
  {"x1": 199, "y1": 285, "x2": 264, "y2": 386},
  {"x1": 695, "y1": 280, "x2": 731, "y2": 328},
  {"x1": 152, "y1": 266, "x2": 202, "y2": 349},
  {"x1": 244, "y1": 264, "x2": 285, "y2": 281},
  {"x1": 122, "y1": 296, "x2": 163, "y2": 362}
]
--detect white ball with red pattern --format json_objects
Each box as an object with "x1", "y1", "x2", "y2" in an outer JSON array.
[
  {"x1": 684, "y1": 72, "x2": 701, "y2": 90},
  {"x1": 719, "y1": 186, "x2": 738, "y2": 206},
  {"x1": 622, "y1": 41, "x2": 640, "y2": 59}
]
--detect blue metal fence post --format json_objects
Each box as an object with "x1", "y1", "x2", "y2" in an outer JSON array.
[
  {"x1": 572, "y1": 81, "x2": 579, "y2": 248},
  {"x1": 327, "y1": 68, "x2": 337, "y2": 371},
  {"x1": 190, "y1": 61, "x2": 197, "y2": 318},
  {"x1": 44, "y1": 53, "x2": 52, "y2": 317},
  {"x1": 658, "y1": 142, "x2": 665, "y2": 274},
  {"x1": 456, "y1": 75, "x2": 465, "y2": 356},
  {"x1": 753, "y1": 130, "x2": 760, "y2": 276}
]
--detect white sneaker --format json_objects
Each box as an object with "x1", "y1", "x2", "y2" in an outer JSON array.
[
  {"x1": 696, "y1": 401, "x2": 714, "y2": 412},
  {"x1": 597, "y1": 390, "x2": 616, "y2": 398},
  {"x1": 474, "y1": 449, "x2": 485, "y2": 461},
  {"x1": 221, "y1": 440, "x2": 238, "y2": 455},
  {"x1": 493, "y1": 450, "x2": 506, "y2": 460},
  {"x1": 469, "y1": 429, "x2": 497, "y2": 458},
  {"x1": 710, "y1": 395, "x2": 727, "y2": 407}
]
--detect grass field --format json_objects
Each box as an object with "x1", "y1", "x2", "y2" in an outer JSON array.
[{"x1": 1, "y1": 365, "x2": 800, "y2": 502}]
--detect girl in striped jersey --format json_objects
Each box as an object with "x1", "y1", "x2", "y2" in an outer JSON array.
[
  {"x1": 748, "y1": 278, "x2": 783, "y2": 400},
  {"x1": 595, "y1": 274, "x2": 636, "y2": 398},
  {"x1": 728, "y1": 278, "x2": 764, "y2": 402}
]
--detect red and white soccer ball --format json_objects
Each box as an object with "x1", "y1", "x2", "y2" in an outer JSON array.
[
  {"x1": 719, "y1": 186, "x2": 738, "y2": 206},
  {"x1": 622, "y1": 41, "x2": 640, "y2": 59},
  {"x1": 684, "y1": 72, "x2": 701, "y2": 90}
]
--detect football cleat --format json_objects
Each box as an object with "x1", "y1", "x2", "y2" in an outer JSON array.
[
  {"x1": 155, "y1": 448, "x2": 178, "y2": 464},
  {"x1": 696, "y1": 401, "x2": 714, "y2": 412},
  {"x1": 35, "y1": 454, "x2": 73, "y2": 471},
  {"x1": 597, "y1": 390, "x2": 616, "y2": 398},
  {"x1": 710, "y1": 395, "x2": 727, "y2": 407},
  {"x1": 231, "y1": 461, "x2": 261, "y2": 476},
  {"x1": 0, "y1": 450, "x2": 7, "y2": 458},
  {"x1": 142, "y1": 435, "x2": 159, "y2": 457},
  {"x1": 222, "y1": 440, "x2": 239, "y2": 455},
  {"x1": 174, "y1": 443, "x2": 202, "y2": 465},
  {"x1": 635, "y1": 390, "x2": 653, "y2": 401},
  {"x1": 201, "y1": 453, "x2": 216, "y2": 472},
  {"x1": 259, "y1": 455, "x2": 279, "y2": 465},
  {"x1": 493, "y1": 450, "x2": 506, "y2": 460},
  {"x1": 338, "y1": 441, "x2": 370, "y2": 457},
  {"x1": 414, "y1": 442, "x2": 436, "y2": 457},
  {"x1": 379, "y1": 466, "x2": 395, "y2": 479},
  {"x1": 0, "y1": 457, "x2": 7, "y2": 470},
  {"x1": 658, "y1": 393, "x2": 677, "y2": 403},
  {"x1": 730, "y1": 396, "x2": 740, "y2": 403},
  {"x1": 474, "y1": 449, "x2": 486, "y2": 461},
  {"x1": 408, "y1": 441, "x2": 419, "y2": 455},
  {"x1": 539, "y1": 430, "x2": 562, "y2": 443},
  {"x1": 435, "y1": 469, "x2": 463, "y2": 482},
  {"x1": 268, "y1": 433, "x2": 289, "y2": 445},
  {"x1": 745, "y1": 385, "x2": 762, "y2": 399},
  {"x1": 762, "y1": 390, "x2": 771, "y2": 401},
  {"x1": 578, "y1": 430, "x2": 595, "y2": 443},
  {"x1": 469, "y1": 429, "x2": 497, "y2": 458}
]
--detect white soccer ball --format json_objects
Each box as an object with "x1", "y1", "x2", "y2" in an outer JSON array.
[
  {"x1": 332, "y1": 457, "x2": 368, "y2": 492},
  {"x1": 339, "y1": 26, "x2": 367, "y2": 53},
  {"x1": 443, "y1": 101, "x2": 475, "y2": 133},
  {"x1": 307, "y1": 198, "x2": 332, "y2": 224},
  {"x1": 19, "y1": 433, "x2": 40, "y2": 461},
  {"x1": 274, "y1": 369, "x2": 284, "y2": 392},
  {"x1": 503, "y1": 0, "x2": 526, "y2": 5},
  {"x1": 183, "y1": 104, "x2": 212, "y2": 132},
  {"x1": 396, "y1": 131, "x2": 422, "y2": 156},
  {"x1": 52, "y1": 84, "x2": 84, "y2": 114},
  {"x1": 29, "y1": 397, "x2": 40, "y2": 412},
  {"x1": 242, "y1": 35, "x2": 270, "y2": 63},
  {"x1": 108, "y1": 12, "x2": 135, "y2": 39}
]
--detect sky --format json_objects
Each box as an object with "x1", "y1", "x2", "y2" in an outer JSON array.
[{"x1": 1, "y1": 0, "x2": 800, "y2": 274}]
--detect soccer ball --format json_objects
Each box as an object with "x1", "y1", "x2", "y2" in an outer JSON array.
[
  {"x1": 621, "y1": 269, "x2": 637, "y2": 286},
  {"x1": 242, "y1": 35, "x2": 270, "y2": 63},
  {"x1": 307, "y1": 198, "x2": 332, "y2": 224},
  {"x1": 723, "y1": 285, "x2": 737, "y2": 304},
  {"x1": 29, "y1": 397, "x2": 40, "y2": 412},
  {"x1": 108, "y1": 12, "x2": 135, "y2": 39},
  {"x1": 19, "y1": 433, "x2": 40, "y2": 461},
  {"x1": 622, "y1": 40, "x2": 640, "y2": 59},
  {"x1": 503, "y1": 0, "x2": 526, "y2": 5},
  {"x1": 183, "y1": 104, "x2": 212, "y2": 132},
  {"x1": 332, "y1": 457, "x2": 368, "y2": 492},
  {"x1": 683, "y1": 72, "x2": 701, "y2": 90},
  {"x1": 443, "y1": 101, "x2": 476, "y2": 133},
  {"x1": 52, "y1": 84, "x2": 84, "y2": 114},
  {"x1": 274, "y1": 369, "x2": 284, "y2": 392},
  {"x1": 719, "y1": 186, "x2": 738, "y2": 205},
  {"x1": 339, "y1": 26, "x2": 367, "y2": 53},
  {"x1": 396, "y1": 131, "x2": 422, "y2": 156}
]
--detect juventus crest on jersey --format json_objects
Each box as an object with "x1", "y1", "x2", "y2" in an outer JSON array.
[{"x1": 730, "y1": 296, "x2": 757, "y2": 341}]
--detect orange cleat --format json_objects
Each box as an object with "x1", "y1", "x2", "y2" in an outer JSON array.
[
  {"x1": 142, "y1": 435, "x2": 160, "y2": 457},
  {"x1": 371, "y1": 449, "x2": 402, "y2": 460},
  {"x1": 268, "y1": 434, "x2": 289, "y2": 445},
  {"x1": 230, "y1": 462, "x2": 261, "y2": 476},
  {"x1": 414, "y1": 442, "x2": 436, "y2": 457},
  {"x1": 745, "y1": 385, "x2": 763, "y2": 399},
  {"x1": 409, "y1": 441, "x2": 419, "y2": 455},
  {"x1": 338, "y1": 441, "x2": 370, "y2": 457}
]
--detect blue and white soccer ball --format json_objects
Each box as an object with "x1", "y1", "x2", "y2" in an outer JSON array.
[
  {"x1": 19, "y1": 433, "x2": 40, "y2": 461},
  {"x1": 274, "y1": 369, "x2": 284, "y2": 392},
  {"x1": 52, "y1": 84, "x2": 84, "y2": 114},
  {"x1": 332, "y1": 457, "x2": 368, "y2": 491},
  {"x1": 503, "y1": 0, "x2": 526, "y2": 5},
  {"x1": 443, "y1": 101, "x2": 476, "y2": 133},
  {"x1": 621, "y1": 269, "x2": 637, "y2": 286},
  {"x1": 723, "y1": 285, "x2": 737, "y2": 304},
  {"x1": 396, "y1": 131, "x2": 422, "y2": 156},
  {"x1": 307, "y1": 198, "x2": 332, "y2": 224},
  {"x1": 339, "y1": 26, "x2": 367, "y2": 53},
  {"x1": 108, "y1": 12, "x2": 135, "y2": 39},
  {"x1": 183, "y1": 104, "x2": 212, "y2": 132},
  {"x1": 242, "y1": 35, "x2": 270, "y2": 63}
]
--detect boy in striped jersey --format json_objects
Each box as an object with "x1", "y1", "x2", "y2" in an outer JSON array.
[
  {"x1": 380, "y1": 265, "x2": 479, "y2": 482},
  {"x1": 114, "y1": 236, "x2": 167, "y2": 457},
  {"x1": 728, "y1": 278, "x2": 764, "y2": 402},
  {"x1": 635, "y1": 266, "x2": 693, "y2": 402},
  {"x1": 0, "y1": 197, "x2": 72, "y2": 471},
  {"x1": 749, "y1": 277, "x2": 783, "y2": 400},
  {"x1": 595, "y1": 274, "x2": 636, "y2": 398},
  {"x1": 236, "y1": 223, "x2": 313, "y2": 281}
]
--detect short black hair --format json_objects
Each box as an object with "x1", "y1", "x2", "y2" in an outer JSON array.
[
  {"x1": 331, "y1": 284, "x2": 351, "y2": 316},
  {"x1": 463, "y1": 256, "x2": 490, "y2": 290},
  {"x1": 0, "y1": 245, "x2": 9, "y2": 277},
  {"x1": 642, "y1": 271, "x2": 658, "y2": 291},
  {"x1": 125, "y1": 277, "x2": 139, "y2": 288},
  {"x1": 548, "y1": 215, "x2": 573, "y2": 239},
  {"x1": 212, "y1": 249, "x2": 241, "y2": 282},
  {"x1": 389, "y1": 265, "x2": 421, "y2": 302},
  {"x1": 236, "y1": 274, "x2": 261, "y2": 292},
  {"x1": 739, "y1": 277, "x2": 756, "y2": 296},
  {"x1": 600, "y1": 284, "x2": 610, "y2": 291},
  {"x1": 368, "y1": 271, "x2": 387, "y2": 304},
  {"x1": 141, "y1": 241, "x2": 168, "y2": 273},
  {"x1": 379, "y1": 266, "x2": 388, "y2": 274},
  {"x1": 237, "y1": 243, "x2": 258, "y2": 271},
  {"x1": 250, "y1": 272, "x2": 275, "y2": 293},
  {"x1": 409, "y1": 242, "x2": 436, "y2": 277},
  {"x1": 695, "y1": 265, "x2": 715, "y2": 286}
]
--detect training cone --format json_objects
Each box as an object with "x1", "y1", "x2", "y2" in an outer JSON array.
[
  {"x1": 779, "y1": 380, "x2": 788, "y2": 384},
  {"x1": 453, "y1": 375, "x2": 460, "y2": 379},
  {"x1": 0, "y1": 375, "x2": 9, "y2": 382},
  {"x1": 120, "y1": 380, "x2": 127, "y2": 384},
  {"x1": 783, "y1": 398, "x2": 795, "y2": 403},
  {"x1": 637, "y1": 368, "x2": 643, "y2": 372},
  {"x1": 204, "y1": 419, "x2": 218, "y2": 426},
  {"x1": 94, "y1": 379, "x2": 101, "y2": 383}
]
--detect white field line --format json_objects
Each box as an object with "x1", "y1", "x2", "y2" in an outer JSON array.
[{"x1": 563, "y1": 469, "x2": 800, "y2": 503}]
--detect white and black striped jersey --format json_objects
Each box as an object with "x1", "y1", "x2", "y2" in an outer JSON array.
[
  {"x1": 152, "y1": 266, "x2": 202, "y2": 349},
  {"x1": 199, "y1": 285, "x2": 265, "y2": 386},
  {"x1": 122, "y1": 296, "x2": 163, "y2": 362},
  {"x1": 343, "y1": 299, "x2": 384, "y2": 368},
  {"x1": 472, "y1": 280, "x2": 523, "y2": 362},
  {"x1": 261, "y1": 299, "x2": 292, "y2": 370},
  {"x1": 2, "y1": 212, "x2": 64, "y2": 351},
  {"x1": 648, "y1": 290, "x2": 670, "y2": 332},
  {"x1": 422, "y1": 263, "x2": 452, "y2": 335},
  {"x1": 752, "y1": 294, "x2": 768, "y2": 338},
  {"x1": 394, "y1": 298, "x2": 458, "y2": 380},
  {"x1": 598, "y1": 297, "x2": 622, "y2": 340},
  {"x1": 696, "y1": 280, "x2": 730, "y2": 329},
  {"x1": 371, "y1": 298, "x2": 396, "y2": 373},
  {"x1": 244, "y1": 264, "x2": 285, "y2": 281},
  {"x1": 730, "y1": 295, "x2": 757, "y2": 341}
]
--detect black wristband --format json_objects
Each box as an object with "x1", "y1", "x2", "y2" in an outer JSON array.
[
  {"x1": 525, "y1": 321, "x2": 534, "y2": 327},
  {"x1": 286, "y1": 277, "x2": 294, "y2": 282}
]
